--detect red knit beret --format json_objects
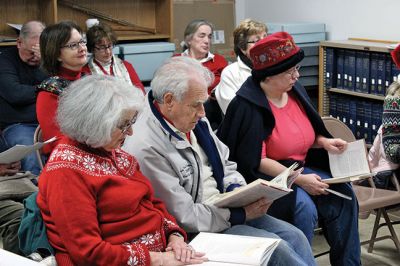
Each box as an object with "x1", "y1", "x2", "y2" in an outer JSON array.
[
  {"x1": 391, "y1": 44, "x2": 400, "y2": 69},
  {"x1": 250, "y1": 31, "x2": 304, "y2": 81}
]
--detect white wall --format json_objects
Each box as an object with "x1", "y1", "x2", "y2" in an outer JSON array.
[{"x1": 235, "y1": 0, "x2": 399, "y2": 41}]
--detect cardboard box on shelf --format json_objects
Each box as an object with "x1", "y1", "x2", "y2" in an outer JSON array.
[{"x1": 173, "y1": 0, "x2": 235, "y2": 61}]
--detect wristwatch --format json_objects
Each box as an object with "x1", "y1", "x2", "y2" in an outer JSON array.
[{"x1": 170, "y1": 232, "x2": 184, "y2": 238}]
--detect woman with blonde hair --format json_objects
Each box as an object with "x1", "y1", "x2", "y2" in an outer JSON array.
[{"x1": 215, "y1": 19, "x2": 267, "y2": 113}]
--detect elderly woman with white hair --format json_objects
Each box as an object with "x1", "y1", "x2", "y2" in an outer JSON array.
[{"x1": 36, "y1": 75, "x2": 206, "y2": 266}]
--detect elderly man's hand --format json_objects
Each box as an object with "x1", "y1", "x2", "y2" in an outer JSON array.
[
  {"x1": 244, "y1": 198, "x2": 271, "y2": 221},
  {"x1": 0, "y1": 161, "x2": 21, "y2": 176}
]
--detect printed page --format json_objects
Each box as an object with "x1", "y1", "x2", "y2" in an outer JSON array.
[
  {"x1": 213, "y1": 179, "x2": 291, "y2": 208},
  {"x1": 0, "y1": 137, "x2": 56, "y2": 164},
  {"x1": 190, "y1": 232, "x2": 280, "y2": 266},
  {"x1": 269, "y1": 162, "x2": 300, "y2": 188},
  {"x1": 328, "y1": 139, "x2": 370, "y2": 179}
]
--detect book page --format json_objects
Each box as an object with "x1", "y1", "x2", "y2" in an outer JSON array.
[
  {"x1": 328, "y1": 139, "x2": 370, "y2": 179},
  {"x1": 0, "y1": 137, "x2": 56, "y2": 164},
  {"x1": 190, "y1": 232, "x2": 280, "y2": 266},
  {"x1": 269, "y1": 162, "x2": 301, "y2": 189},
  {"x1": 213, "y1": 179, "x2": 291, "y2": 208}
]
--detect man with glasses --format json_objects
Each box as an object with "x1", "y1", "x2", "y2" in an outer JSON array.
[
  {"x1": 0, "y1": 20, "x2": 47, "y2": 175},
  {"x1": 123, "y1": 56, "x2": 316, "y2": 266}
]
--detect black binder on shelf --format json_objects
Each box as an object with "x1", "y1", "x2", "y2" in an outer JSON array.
[
  {"x1": 325, "y1": 48, "x2": 335, "y2": 89},
  {"x1": 370, "y1": 53, "x2": 379, "y2": 95},
  {"x1": 376, "y1": 53, "x2": 386, "y2": 96},
  {"x1": 392, "y1": 61, "x2": 400, "y2": 83},
  {"x1": 349, "y1": 100, "x2": 357, "y2": 136},
  {"x1": 385, "y1": 54, "x2": 392, "y2": 94},
  {"x1": 346, "y1": 50, "x2": 356, "y2": 91},
  {"x1": 336, "y1": 49, "x2": 345, "y2": 89},
  {"x1": 363, "y1": 101, "x2": 372, "y2": 144},
  {"x1": 355, "y1": 51, "x2": 363, "y2": 92},
  {"x1": 361, "y1": 52, "x2": 370, "y2": 94},
  {"x1": 336, "y1": 95, "x2": 344, "y2": 122},
  {"x1": 355, "y1": 101, "x2": 364, "y2": 139},
  {"x1": 371, "y1": 102, "x2": 383, "y2": 142}
]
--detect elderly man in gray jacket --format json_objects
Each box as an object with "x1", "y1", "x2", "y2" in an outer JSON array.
[{"x1": 123, "y1": 56, "x2": 315, "y2": 266}]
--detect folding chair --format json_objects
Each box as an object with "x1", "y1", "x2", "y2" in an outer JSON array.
[
  {"x1": 322, "y1": 116, "x2": 400, "y2": 254},
  {"x1": 33, "y1": 125, "x2": 46, "y2": 170}
]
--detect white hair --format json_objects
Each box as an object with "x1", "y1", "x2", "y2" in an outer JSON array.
[
  {"x1": 57, "y1": 75, "x2": 144, "y2": 148},
  {"x1": 151, "y1": 56, "x2": 214, "y2": 102}
]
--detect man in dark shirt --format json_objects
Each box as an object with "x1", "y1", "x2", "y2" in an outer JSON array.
[{"x1": 0, "y1": 21, "x2": 47, "y2": 175}]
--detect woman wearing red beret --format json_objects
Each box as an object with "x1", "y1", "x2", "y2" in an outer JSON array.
[{"x1": 218, "y1": 32, "x2": 360, "y2": 266}]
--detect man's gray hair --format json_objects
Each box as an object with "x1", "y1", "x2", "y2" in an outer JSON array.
[
  {"x1": 19, "y1": 21, "x2": 45, "y2": 40},
  {"x1": 151, "y1": 56, "x2": 214, "y2": 102},
  {"x1": 57, "y1": 75, "x2": 144, "y2": 148}
]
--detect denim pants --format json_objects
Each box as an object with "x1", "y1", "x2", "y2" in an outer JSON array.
[
  {"x1": 293, "y1": 167, "x2": 361, "y2": 266},
  {"x1": 2, "y1": 123, "x2": 41, "y2": 175},
  {"x1": 0, "y1": 200, "x2": 24, "y2": 255},
  {"x1": 223, "y1": 214, "x2": 316, "y2": 266}
]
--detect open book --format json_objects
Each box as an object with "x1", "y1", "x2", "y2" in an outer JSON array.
[
  {"x1": 209, "y1": 163, "x2": 302, "y2": 208},
  {"x1": 0, "y1": 137, "x2": 56, "y2": 164},
  {"x1": 190, "y1": 232, "x2": 280, "y2": 266},
  {"x1": 323, "y1": 139, "x2": 374, "y2": 185}
]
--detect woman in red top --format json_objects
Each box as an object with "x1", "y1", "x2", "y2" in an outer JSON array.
[
  {"x1": 36, "y1": 21, "x2": 88, "y2": 155},
  {"x1": 82, "y1": 22, "x2": 145, "y2": 94},
  {"x1": 37, "y1": 75, "x2": 206, "y2": 266},
  {"x1": 176, "y1": 19, "x2": 228, "y2": 130}
]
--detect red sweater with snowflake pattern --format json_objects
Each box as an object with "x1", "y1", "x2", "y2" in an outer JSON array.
[{"x1": 37, "y1": 137, "x2": 186, "y2": 266}]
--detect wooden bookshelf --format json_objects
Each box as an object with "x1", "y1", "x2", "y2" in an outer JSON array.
[{"x1": 0, "y1": 0, "x2": 172, "y2": 46}]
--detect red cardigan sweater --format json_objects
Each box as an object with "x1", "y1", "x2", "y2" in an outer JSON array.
[
  {"x1": 175, "y1": 53, "x2": 228, "y2": 95},
  {"x1": 37, "y1": 137, "x2": 186, "y2": 266},
  {"x1": 36, "y1": 67, "x2": 82, "y2": 154}
]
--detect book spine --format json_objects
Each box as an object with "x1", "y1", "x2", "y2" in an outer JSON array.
[
  {"x1": 370, "y1": 53, "x2": 378, "y2": 95},
  {"x1": 336, "y1": 49, "x2": 345, "y2": 89},
  {"x1": 349, "y1": 100, "x2": 357, "y2": 136},
  {"x1": 376, "y1": 53, "x2": 386, "y2": 96},
  {"x1": 325, "y1": 48, "x2": 335, "y2": 89},
  {"x1": 355, "y1": 51, "x2": 363, "y2": 92},
  {"x1": 347, "y1": 50, "x2": 356, "y2": 91},
  {"x1": 385, "y1": 54, "x2": 392, "y2": 95},
  {"x1": 361, "y1": 52, "x2": 370, "y2": 94}
]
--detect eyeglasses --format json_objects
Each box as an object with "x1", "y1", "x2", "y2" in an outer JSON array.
[
  {"x1": 247, "y1": 40, "x2": 259, "y2": 44},
  {"x1": 62, "y1": 39, "x2": 87, "y2": 50},
  {"x1": 285, "y1": 65, "x2": 301, "y2": 77},
  {"x1": 94, "y1": 44, "x2": 114, "y2": 52},
  {"x1": 117, "y1": 115, "x2": 138, "y2": 135}
]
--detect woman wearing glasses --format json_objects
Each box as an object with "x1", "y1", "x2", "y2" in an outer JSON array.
[
  {"x1": 83, "y1": 23, "x2": 145, "y2": 94},
  {"x1": 218, "y1": 32, "x2": 361, "y2": 266},
  {"x1": 37, "y1": 75, "x2": 206, "y2": 266},
  {"x1": 36, "y1": 21, "x2": 88, "y2": 155},
  {"x1": 215, "y1": 19, "x2": 267, "y2": 114}
]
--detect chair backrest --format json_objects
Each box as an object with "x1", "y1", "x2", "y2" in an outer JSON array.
[
  {"x1": 33, "y1": 125, "x2": 45, "y2": 170},
  {"x1": 321, "y1": 116, "x2": 356, "y2": 142}
]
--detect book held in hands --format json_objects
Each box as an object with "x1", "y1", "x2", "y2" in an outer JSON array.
[
  {"x1": 0, "y1": 137, "x2": 56, "y2": 164},
  {"x1": 209, "y1": 163, "x2": 302, "y2": 208},
  {"x1": 189, "y1": 232, "x2": 280, "y2": 266},
  {"x1": 324, "y1": 139, "x2": 374, "y2": 185}
]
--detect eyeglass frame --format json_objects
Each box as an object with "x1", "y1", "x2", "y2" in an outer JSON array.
[
  {"x1": 94, "y1": 43, "x2": 114, "y2": 52},
  {"x1": 62, "y1": 39, "x2": 87, "y2": 50},
  {"x1": 285, "y1": 65, "x2": 301, "y2": 77},
  {"x1": 117, "y1": 114, "x2": 138, "y2": 135}
]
